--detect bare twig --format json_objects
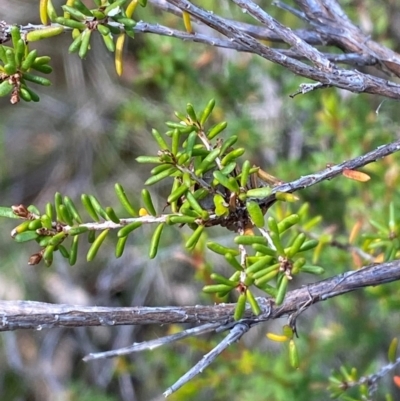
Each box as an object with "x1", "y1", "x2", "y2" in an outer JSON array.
[
  {"x1": 265, "y1": 139, "x2": 400, "y2": 205},
  {"x1": 83, "y1": 322, "x2": 222, "y2": 360},
  {"x1": 2, "y1": 0, "x2": 400, "y2": 97},
  {"x1": 163, "y1": 322, "x2": 251, "y2": 397},
  {"x1": 290, "y1": 82, "x2": 331, "y2": 97}
]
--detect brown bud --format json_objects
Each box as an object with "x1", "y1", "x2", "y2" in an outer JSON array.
[
  {"x1": 28, "y1": 252, "x2": 43, "y2": 265},
  {"x1": 11, "y1": 204, "x2": 30, "y2": 218}
]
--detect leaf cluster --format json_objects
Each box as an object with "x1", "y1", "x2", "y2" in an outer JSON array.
[
  {"x1": 0, "y1": 100, "x2": 324, "y2": 320},
  {"x1": 0, "y1": 26, "x2": 52, "y2": 103}
]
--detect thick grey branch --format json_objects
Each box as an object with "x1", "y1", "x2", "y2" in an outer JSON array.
[{"x1": 1, "y1": 260, "x2": 399, "y2": 331}]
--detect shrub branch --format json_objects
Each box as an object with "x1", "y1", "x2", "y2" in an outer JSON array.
[{"x1": 1, "y1": 259, "x2": 399, "y2": 332}]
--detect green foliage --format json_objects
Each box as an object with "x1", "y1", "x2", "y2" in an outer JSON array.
[
  {"x1": 326, "y1": 337, "x2": 400, "y2": 400},
  {"x1": 0, "y1": 100, "x2": 324, "y2": 316},
  {"x1": 362, "y1": 202, "x2": 400, "y2": 262},
  {"x1": 0, "y1": 0, "x2": 146, "y2": 103},
  {"x1": 56, "y1": 0, "x2": 138, "y2": 58},
  {"x1": 0, "y1": 26, "x2": 52, "y2": 103}
]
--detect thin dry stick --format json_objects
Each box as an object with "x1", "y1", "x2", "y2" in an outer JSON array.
[
  {"x1": 267, "y1": 139, "x2": 400, "y2": 199},
  {"x1": 83, "y1": 322, "x2": 222, "y2": 360},
  {"x1": 163, "y1": 322, "x2": 251, "y2": 397}
]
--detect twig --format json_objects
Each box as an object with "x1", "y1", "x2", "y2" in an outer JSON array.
[
  {"x1": 265, "y1": 139, "x2": 400, "y2": 204},
  {"x1": 0, "y1": 18, "x2": 370, "y2": 69},
  {"x1": 258, "y1": 227, "x2": 277, "y2": 250},
  {"x1": 295, "y1": 0, "x2": 400, "y2": 77},
  {"x1": 290, "y1": 82, "x2": 331, "y2": 97},
  {"x1": 347, "y1": 355, "x2": 400, "y2": 396},
  {"x1": 163, "y1": 322, "x2": 251, "y2": 397},
  {"x1": 328, "y1": 239, "x2": 375, "y2": 263},
  {"x1": 2, "y1": 0, "x2": 400, "y2": 95},
  {"x1": 272, "y1": 0, "x2": 307, "y2": 21},
  {"x1": 300, "y1": 229, "x2": 375, "y2": 263},
  {"x1": 83, "y1": 322, "x2": 222, "y2": 361}
]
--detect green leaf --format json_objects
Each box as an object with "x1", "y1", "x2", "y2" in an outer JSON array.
[
  {"x1": 64, "y1": 196, "x2": 83, "y2": 224},
  {"x1": 105, "y1": 206, "x2": 120, "y2": 224},
  {"x1": 247, "y1": 201, "x2": 264, "y2": 228},
  {"x1": 117, "y1": 221, "x2": 142, "y2": 237},
  {"x1": 207, "y1": 241, "x2": 240, "y2": 256},
  {"x1": 149, "y1": 223, "x2": 164, "y2": 259},
  {"x1": 186, "y1": 103, "x2": 197, "y2": 122},
  {"x1": 43, "y1": 245, "x2": 55, "y2": 267},
  {"x1": 14, "y1": 231, "x2": 39, "y2": 242},
  {"x1": 144, "y1": 166, "x2": 177, "y2": 186},
  {"x1": 277, "y1": 214, "x2": 299, "y2": 234},
  {"x1": 275, "y1": 275, "x2": 289, "y2": 305},
  {"x1": 87, "y1": 229, "x2": 109, "y2": 261},
  {"x1": 114, "y1": 183, "x2": 137, "y2": 217},
  {"x1": 203, "y1": 283, "x2": 235, "y2": 293},
  {"x1": 115, "y1": 236, "x2": 128, "y2": 258},
  {"x1": 245, "y1": 256, "x2": 275, "y2": 274},
  {"x1": 388, "y1": 337, "x2": 398, "y2": 363},
  {"x1": 141, "y1": 189, "x2": 157, "y2": 216},
  {"x1": 81, "y1": 194, "x2": 100, "y2": 222},
  {"x1": 289, "y1": 339, "x2": 300, "y2": 368},
  {"x1": 88, "y1": 195, "x2": 109, "y2": 220},
  {"x1": 207, "y1": 121, "x2": 228, "y2": 139},
  {"x1": 185, "y1": 225, "x2": 204, "y2": 250},
  {"x1": 246, "y1": 289, "x2": 261, "y2": 315},
  {"x1": 69, "y1": 235, "x2": 79, "y2": 266},
  {"x1": 234, "y1": 293, "x2": 247, "y2": 320},
  {"x1": 0, "y1": 206, "x2": 20, "y2": 219},
  {"x1": 200, "y1": 98, "x2": 215, "y2": 126}
]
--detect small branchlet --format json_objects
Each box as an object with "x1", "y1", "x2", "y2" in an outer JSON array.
[
  {"x1": 0, "y1": 100, "x2": 395, "y2": 308},
  {"x1": 0, "y1": 101, "x2": 323, "y2": 308}
]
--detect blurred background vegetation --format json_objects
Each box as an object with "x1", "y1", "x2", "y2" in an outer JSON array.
[{"x1": 1, "y1": 0, "x2": 400, "y2": 400}]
